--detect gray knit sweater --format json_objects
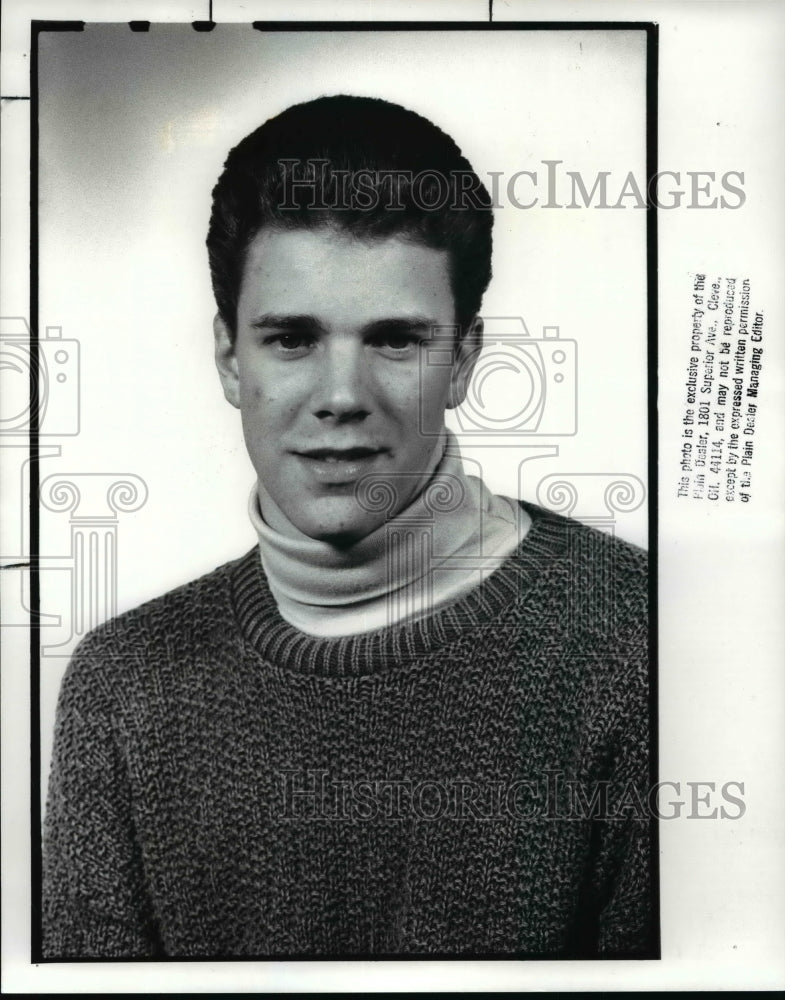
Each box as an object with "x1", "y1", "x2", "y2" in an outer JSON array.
[{"x1": 42, "y1": 501, "x2": 655, "y2": 959}]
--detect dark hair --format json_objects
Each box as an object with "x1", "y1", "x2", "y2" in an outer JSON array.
[{"x1": 207, "y1": 94, "x2": 493, "y2": 339}]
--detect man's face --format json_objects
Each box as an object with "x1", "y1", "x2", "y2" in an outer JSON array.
[{"x1": 215, "y1": 227, "x2": 479, "y2": 545}]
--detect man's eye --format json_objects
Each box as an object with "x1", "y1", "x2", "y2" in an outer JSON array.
[
  {"x1": 268, "y1": 333, "x2": 314, "y2": 352},
  {"x1": 374, "y1": 333, "x2": 419, "y2": 352}
]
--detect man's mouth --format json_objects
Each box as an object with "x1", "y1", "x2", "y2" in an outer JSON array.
[
  {"x1": 295, "y1": 447, "x2": 385, "y2": 462},
  {"x1": 293, "y1": 446, "x2": 387, "y2": 484}
]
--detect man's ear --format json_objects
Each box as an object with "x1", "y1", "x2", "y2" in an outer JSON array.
[
  {"x1": 213, "y1": 312, "x2": 241, "y2": 409},
  {"x1": 447, "y1": 316, "x2": 483, "y2": 410}
]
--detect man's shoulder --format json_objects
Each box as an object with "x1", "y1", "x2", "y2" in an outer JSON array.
[
  {"x1": 518, "y1": 500, "x2": 648, "y2": 552},
  {"x1": 513, "y1": 502, "x2": 649, "y2": 702},
  {"x1": 517, "y1": 499, "x2": 649, "y2": 630},
  {"x1": 520, "y1": 499, "x2": 648, "y2": 572},
  {"x1": 69, "y1": 548, "x2": 258, "y2": 667}
]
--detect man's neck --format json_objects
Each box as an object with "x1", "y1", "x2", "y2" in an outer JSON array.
[{"x1": 247, "y1": 429, "x2": 529, "y2": 637}]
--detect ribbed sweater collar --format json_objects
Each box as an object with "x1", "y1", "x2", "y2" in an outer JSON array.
[{"x1": 229, "y1": 499, "x2": 569, "y2": 678}]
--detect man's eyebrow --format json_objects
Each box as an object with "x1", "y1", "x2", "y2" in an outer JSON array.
[
  {"x1": 249, "y1": 314, "x2": 446, "y2": 336},
  {"x1": 249, "y1": 313, "x2": 327, "y2": 333},
  {"x1": 361, "y1": 317, "x2": 443, "y2": 336}
]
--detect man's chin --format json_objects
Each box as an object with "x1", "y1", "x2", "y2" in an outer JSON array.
[
  {"x1": 300, "y1": 522, "x2": 380, "y2": 549},
  {"x1": 292, "y1": 501, "x2": 384, "y2": 549},
  {"x1": 310, "y1": 528, "x2": 370, "y2": 549}
]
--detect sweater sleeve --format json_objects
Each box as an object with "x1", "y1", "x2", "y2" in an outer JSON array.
[
  {"x1": 41, "y1": 635, "x2": 162, "y2": 958},
  {"x1": 595, "y1": 806, "x2": 655, "y2": 957},
  {"x1": 591, "y1": 627, "x2": 656, "y2": 958}
]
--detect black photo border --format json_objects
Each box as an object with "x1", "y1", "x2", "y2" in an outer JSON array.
[{"x1": 29, "y1": 17, "x2": 659, "y2": 964}]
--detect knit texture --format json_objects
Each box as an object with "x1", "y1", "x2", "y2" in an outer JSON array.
[{"x1": 42, "y1": 500, "x2": 654, "y2": 959}]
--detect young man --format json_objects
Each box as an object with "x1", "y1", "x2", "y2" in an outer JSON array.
[{"x1": 42, "y1": 95, "x2": 654, "y2": 958}]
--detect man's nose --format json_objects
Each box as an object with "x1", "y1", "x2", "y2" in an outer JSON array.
[{"x1": 312, "y1": 340, "x2": 372, "y2": 422}]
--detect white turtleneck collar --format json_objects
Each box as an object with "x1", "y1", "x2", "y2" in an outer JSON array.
[{"x1": 248, "y1": 429, "x2": 531, "y2": 637}]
